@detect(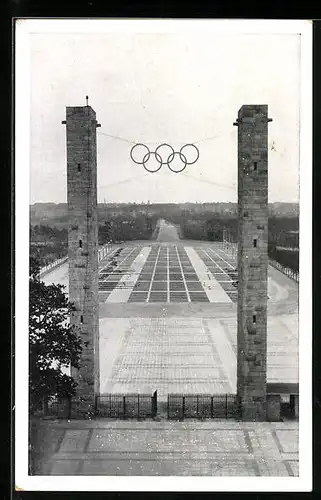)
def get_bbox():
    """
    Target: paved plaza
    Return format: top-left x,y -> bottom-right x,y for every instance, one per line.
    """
39,221 -> 299,476
99,314 -> 298,398
32,419 -> 298,476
